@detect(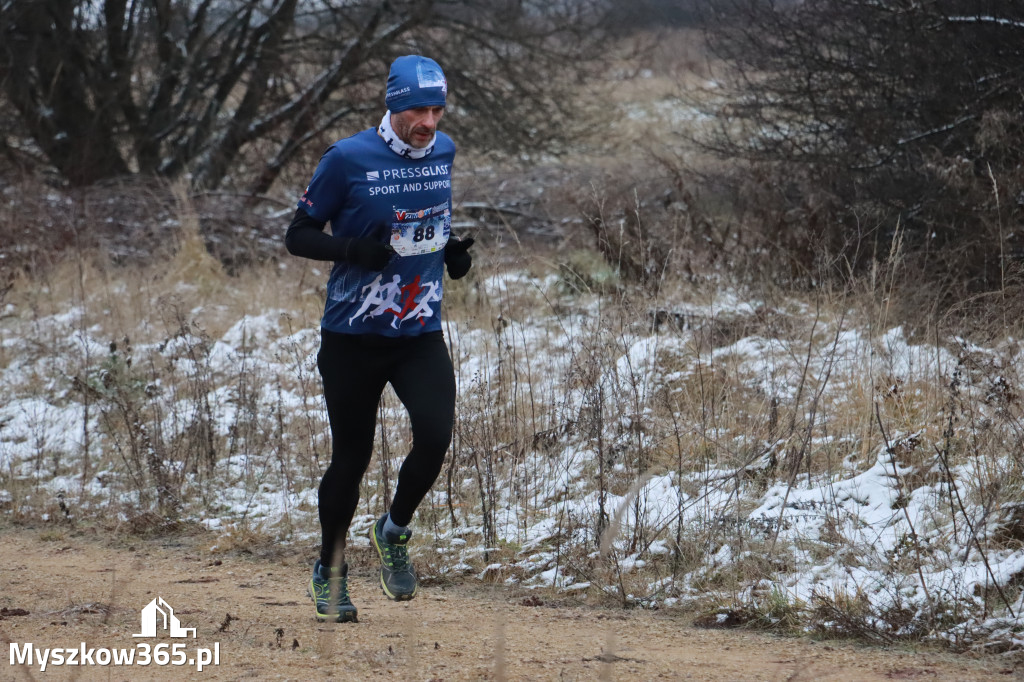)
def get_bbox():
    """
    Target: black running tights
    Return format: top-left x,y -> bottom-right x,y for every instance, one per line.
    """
316,329 -> 455,567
